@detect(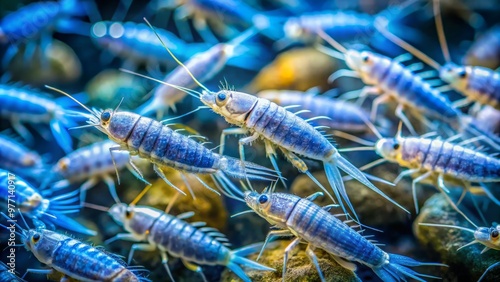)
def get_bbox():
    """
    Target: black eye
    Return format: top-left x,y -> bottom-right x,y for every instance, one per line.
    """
393,143 -> 400,150
362,55 -> 370,62
125,209 -> 132,218
492,230 -> 499,238
217,92 -> 227,101
32,233 -> 40,242
458,70 -> 467,78
258,195 -> 268,204
101,111 -> 111,122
